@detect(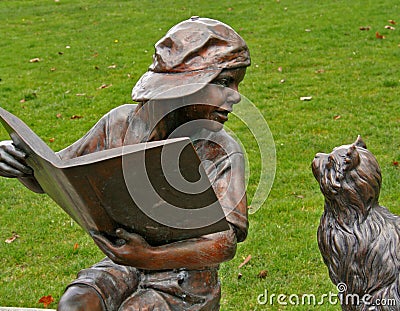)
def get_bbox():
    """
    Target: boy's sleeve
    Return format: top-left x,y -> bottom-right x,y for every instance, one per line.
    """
211,152 -> 248,243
